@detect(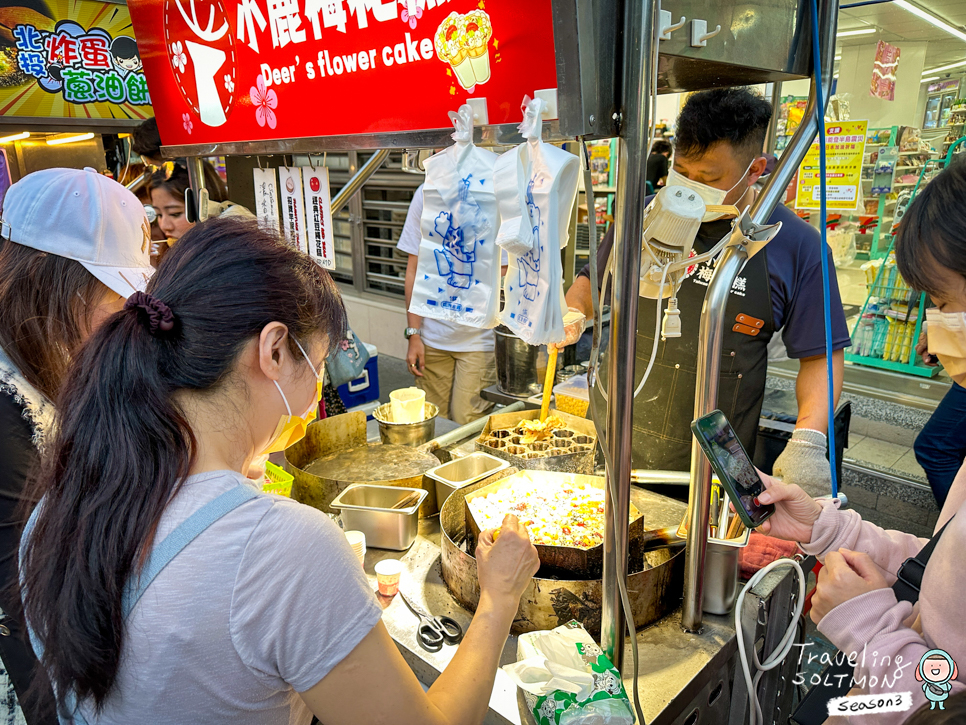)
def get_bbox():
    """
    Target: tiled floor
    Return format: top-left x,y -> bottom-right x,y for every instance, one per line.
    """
844,435 -> 927,480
